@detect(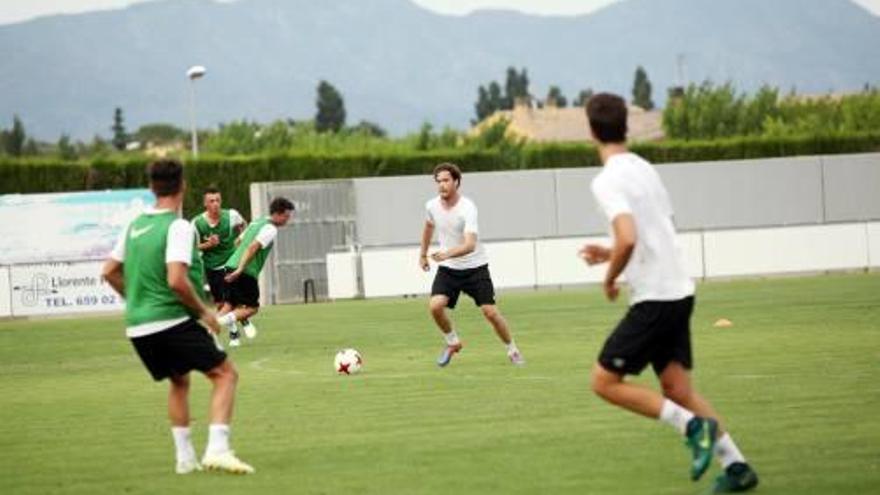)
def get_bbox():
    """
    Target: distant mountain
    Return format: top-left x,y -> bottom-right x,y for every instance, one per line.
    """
1,0 -> 879,139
